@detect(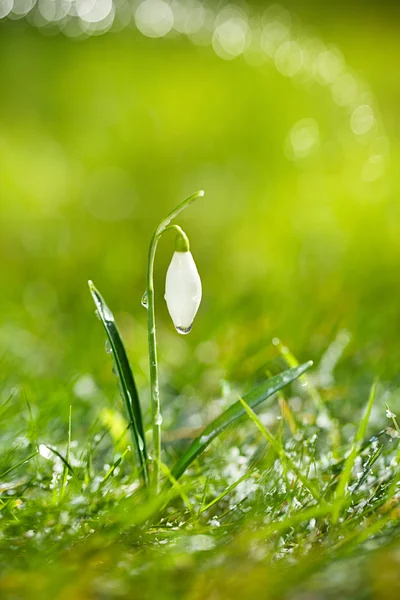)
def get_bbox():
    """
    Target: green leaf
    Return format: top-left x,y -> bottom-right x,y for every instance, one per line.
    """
238,397 -> 323,502
42,444 -> 80,483
171,361 -> 313,481
332,380 -> 377,523
88,280 -> 149,487
0,451 -> 39,480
